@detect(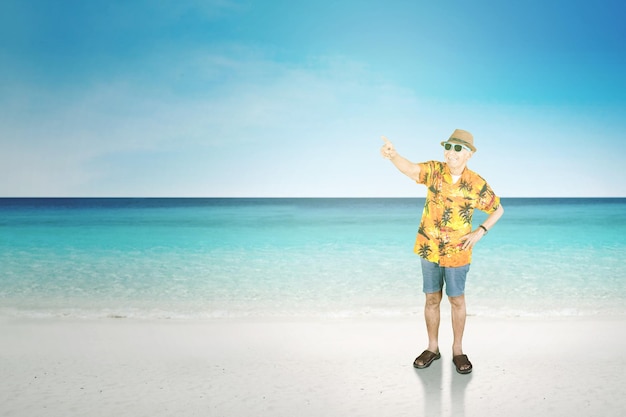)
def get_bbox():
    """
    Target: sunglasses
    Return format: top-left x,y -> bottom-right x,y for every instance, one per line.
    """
443,142 -> 471,152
